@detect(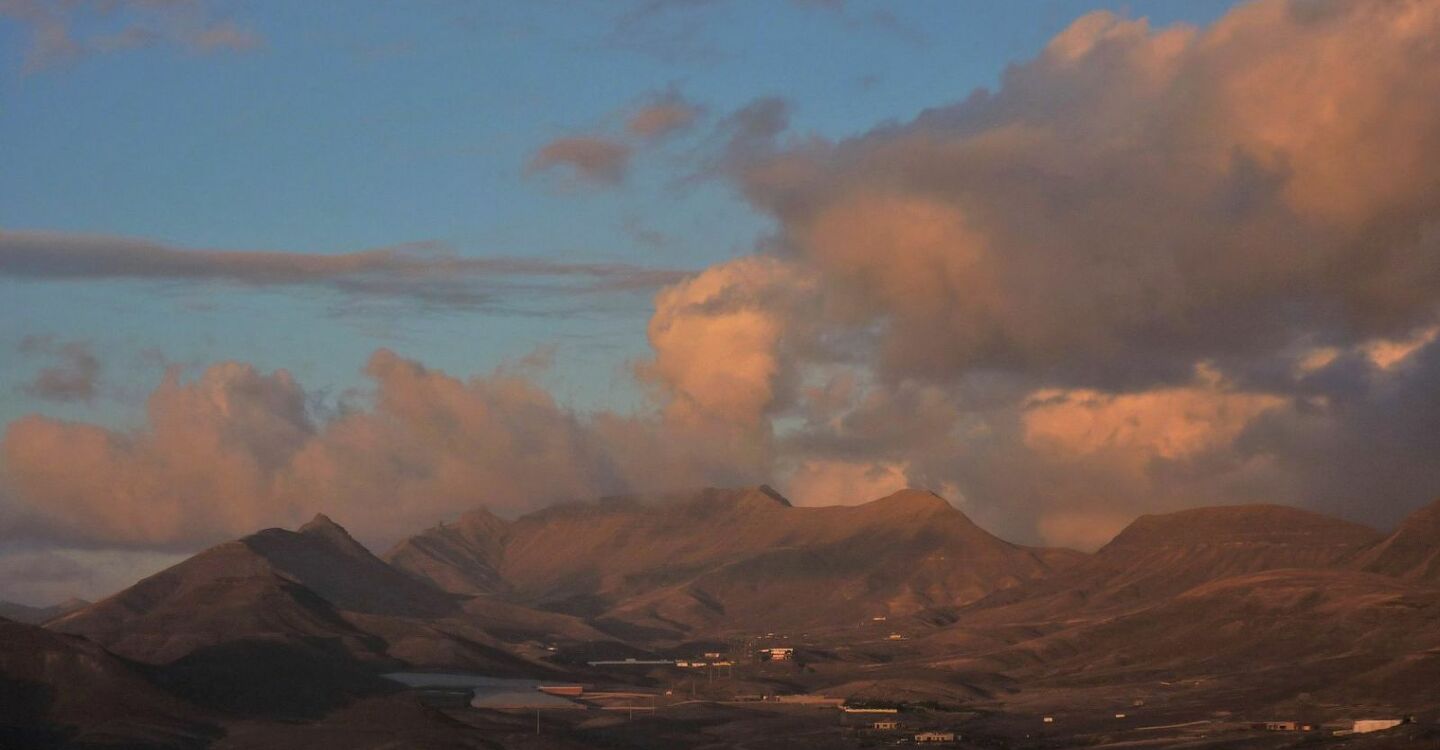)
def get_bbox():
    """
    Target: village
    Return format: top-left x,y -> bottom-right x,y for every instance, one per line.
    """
385,623 -> 1419,749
